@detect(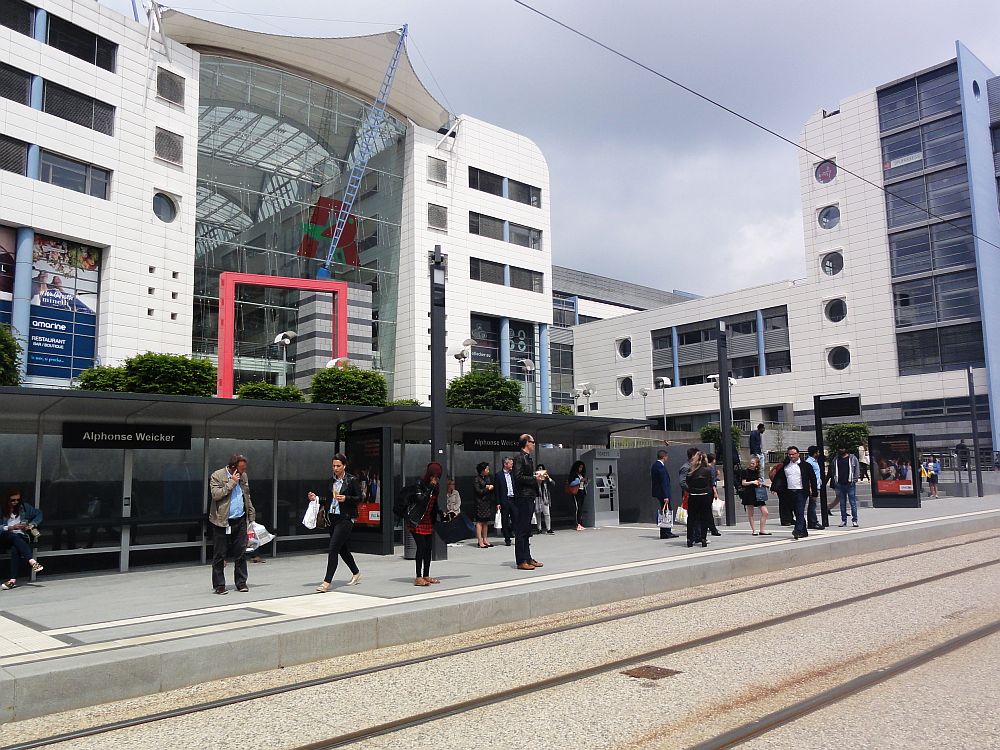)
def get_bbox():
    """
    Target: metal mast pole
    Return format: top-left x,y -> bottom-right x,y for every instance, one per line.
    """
968,365 -> 984,498
430,246 -> 448,560
716,321 -> 736,525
